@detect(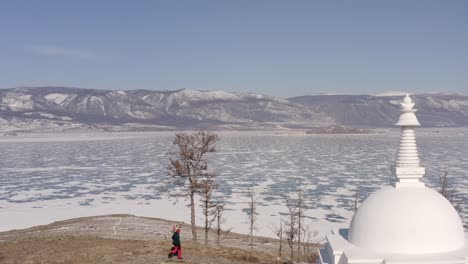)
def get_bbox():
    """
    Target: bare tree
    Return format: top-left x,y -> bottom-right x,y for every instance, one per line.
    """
439,171 -> 454,201
438,171 -> 460,212
247,188 -> 258,254
214,201 -> 231,246
270,217 -> 284,258
168,131 -> 219,242
281,187 -> 310,262
436,171 -> 467,229
296,187 -> 307,262
354,186 -> 359,212
283,197 -> 298,260
199,174 -> 217,246
301,227 -> 320,263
